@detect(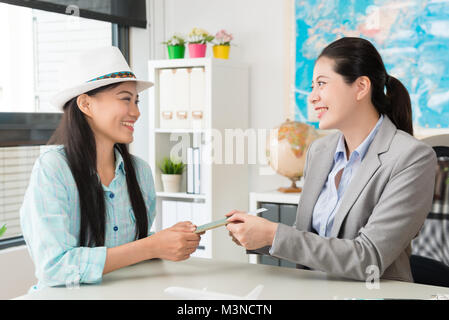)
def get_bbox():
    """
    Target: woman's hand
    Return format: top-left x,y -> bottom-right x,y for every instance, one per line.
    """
225,210 -> 278,250
170,221 -> 197,233
150,222 -> 201,261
